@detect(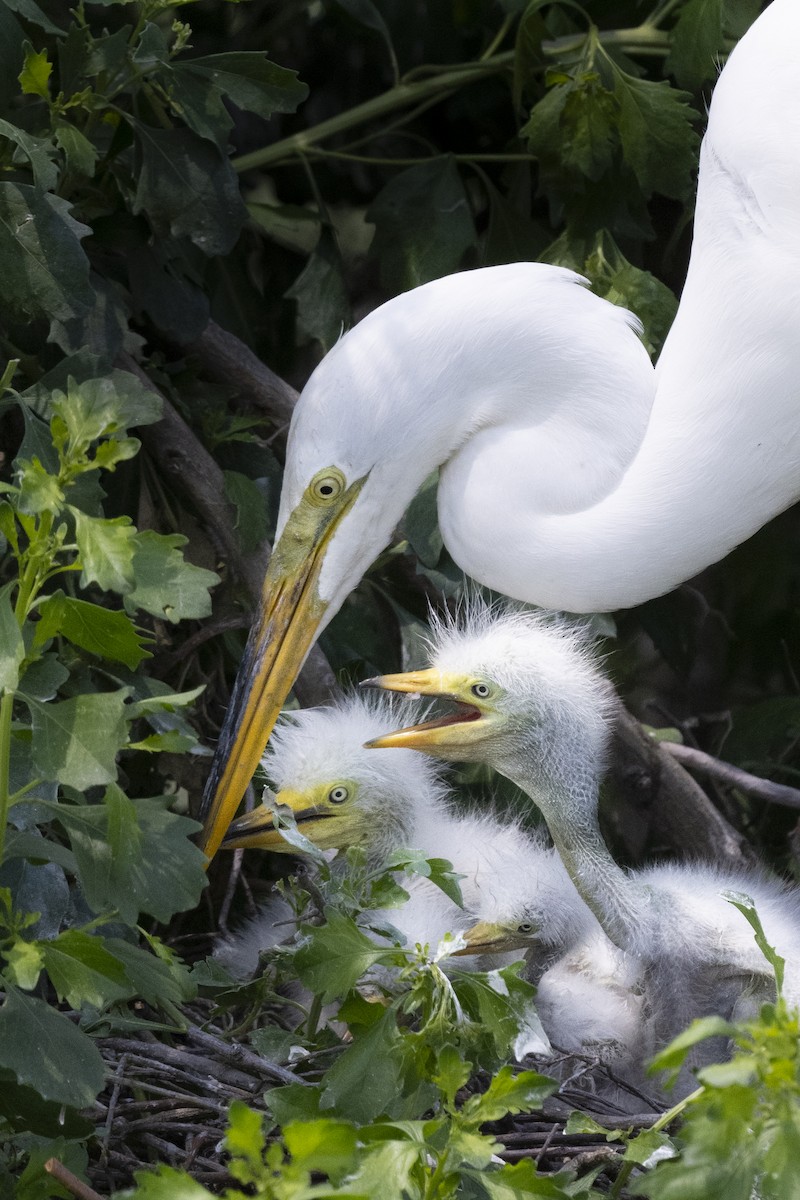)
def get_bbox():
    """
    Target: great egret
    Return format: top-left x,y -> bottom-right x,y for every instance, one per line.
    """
366,603 -> 800,1057
199,0 -> 800,858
